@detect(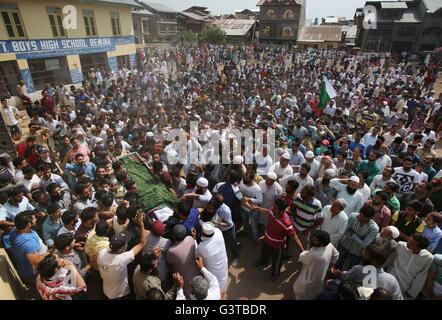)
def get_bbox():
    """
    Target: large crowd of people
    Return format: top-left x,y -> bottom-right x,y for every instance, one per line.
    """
0,43 -> 442,301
